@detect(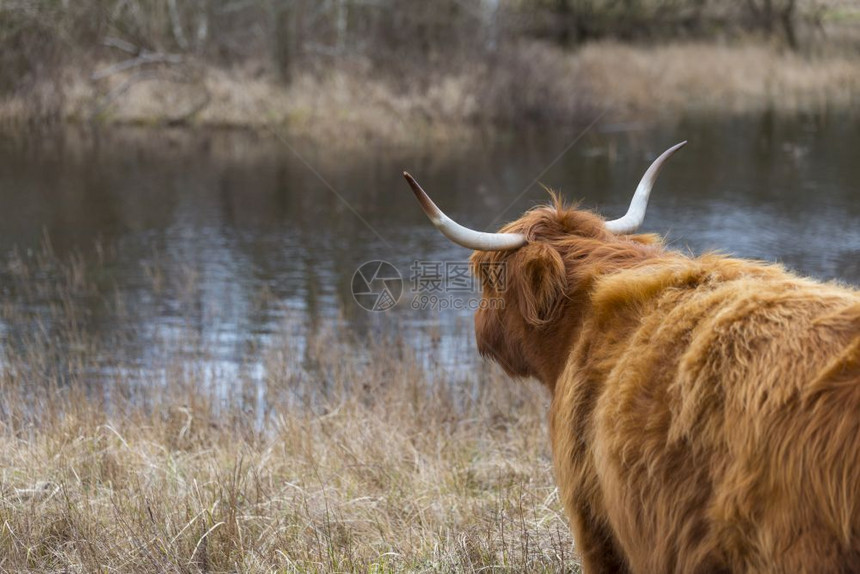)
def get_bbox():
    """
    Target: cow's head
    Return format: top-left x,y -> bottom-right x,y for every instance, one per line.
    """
404,142 -> 685,388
